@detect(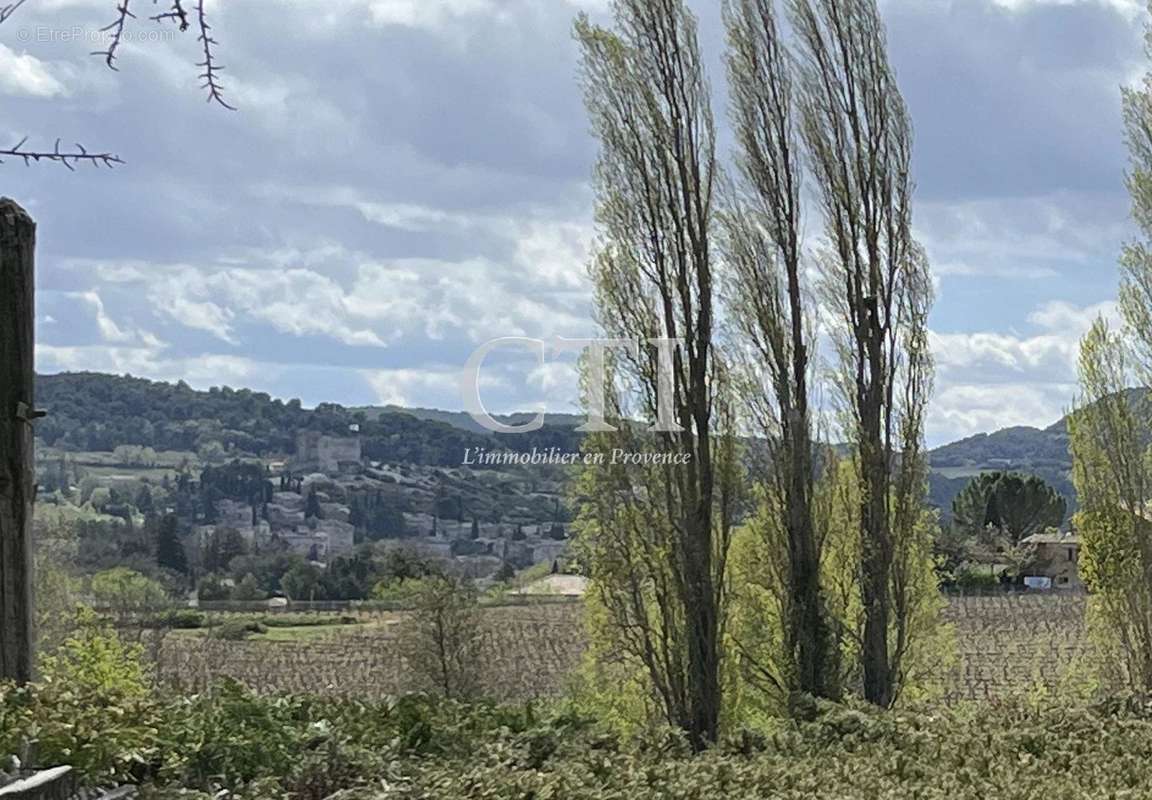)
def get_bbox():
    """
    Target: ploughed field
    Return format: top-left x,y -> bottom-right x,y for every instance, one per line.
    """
155,593 -> 1106,703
